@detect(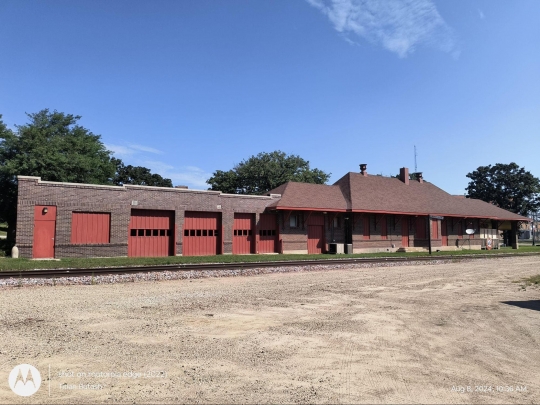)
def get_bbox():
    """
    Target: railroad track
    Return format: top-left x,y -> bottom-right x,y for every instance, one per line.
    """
1,252 -> 539,279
